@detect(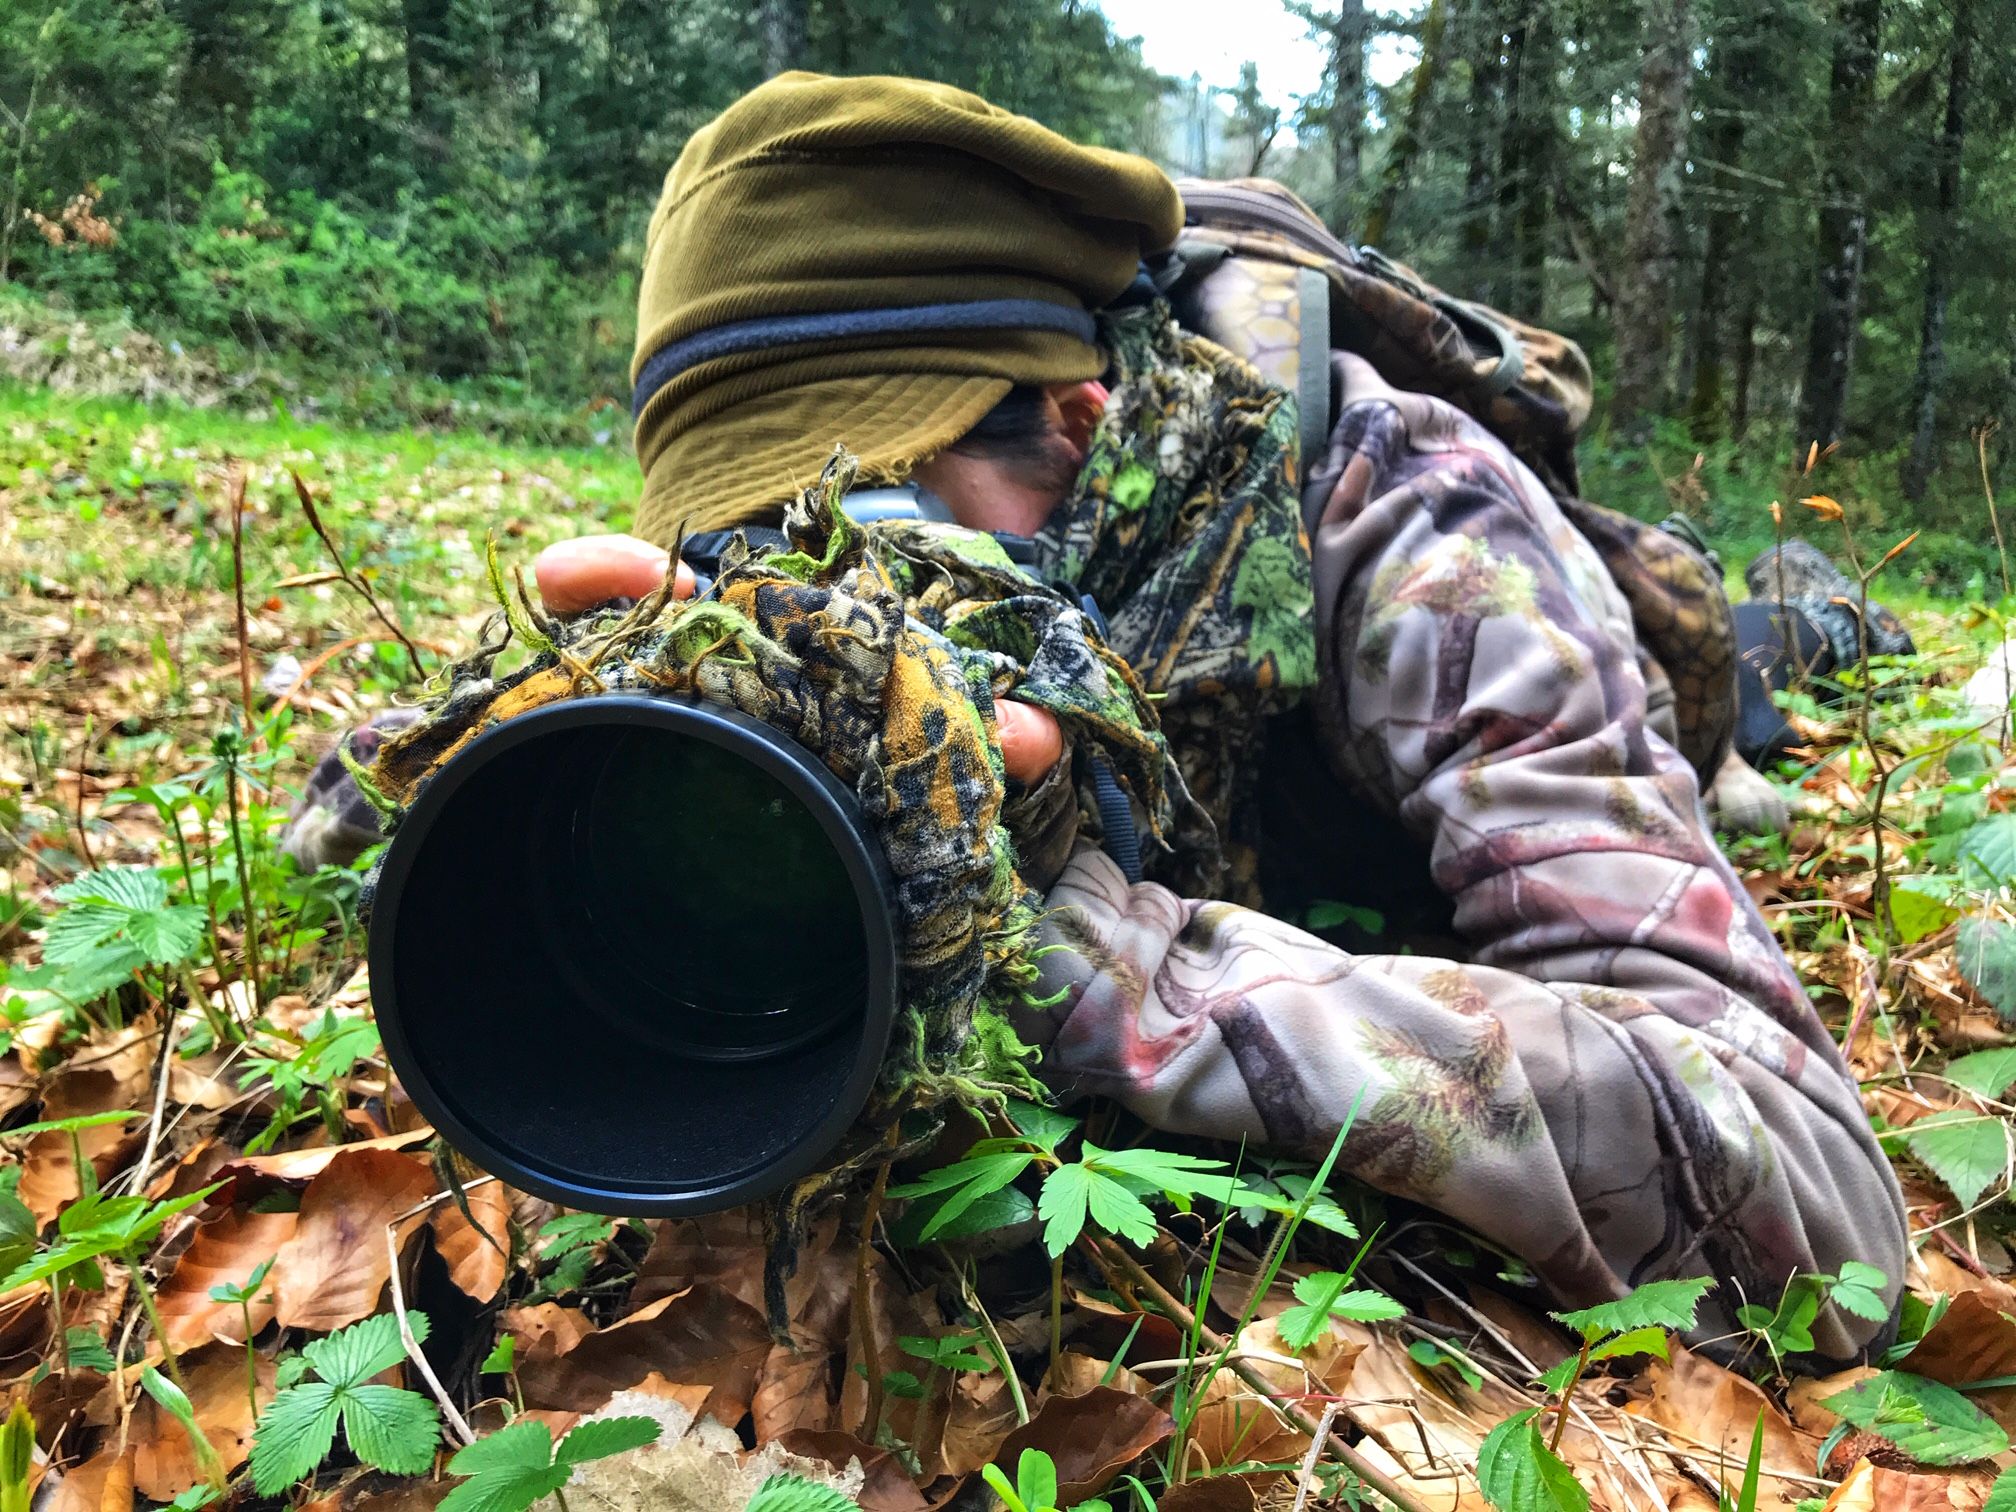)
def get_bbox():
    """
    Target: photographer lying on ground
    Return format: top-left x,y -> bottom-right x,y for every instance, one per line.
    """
292,73 -> 1906,1363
